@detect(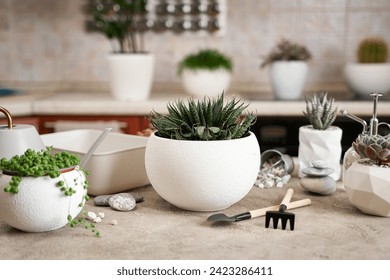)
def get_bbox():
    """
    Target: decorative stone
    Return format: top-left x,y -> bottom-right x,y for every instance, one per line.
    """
93,217 -> 102,223
302,167 -> 334,177
110,220 -> 118,226
98,212 -> 105,219
87,211 -> 97,221
300,176 -> 336,195
311,160 -> 329,169
109,194 -> 136,211
94,193 -> 144,206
